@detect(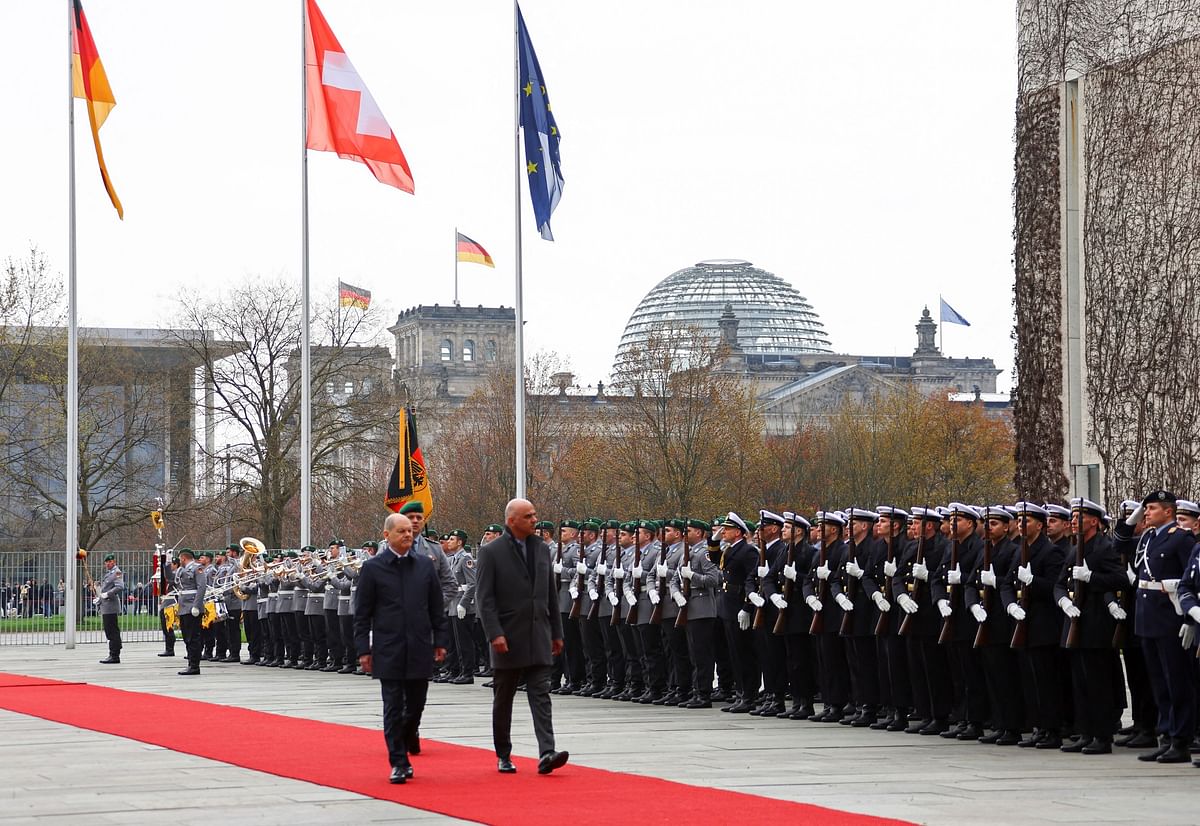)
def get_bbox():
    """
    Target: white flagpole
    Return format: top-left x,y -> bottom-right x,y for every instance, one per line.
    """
65,0 -> 78,648
512,1 -> 526,499
454,226 -> 460,306
300,0 -> 312,546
